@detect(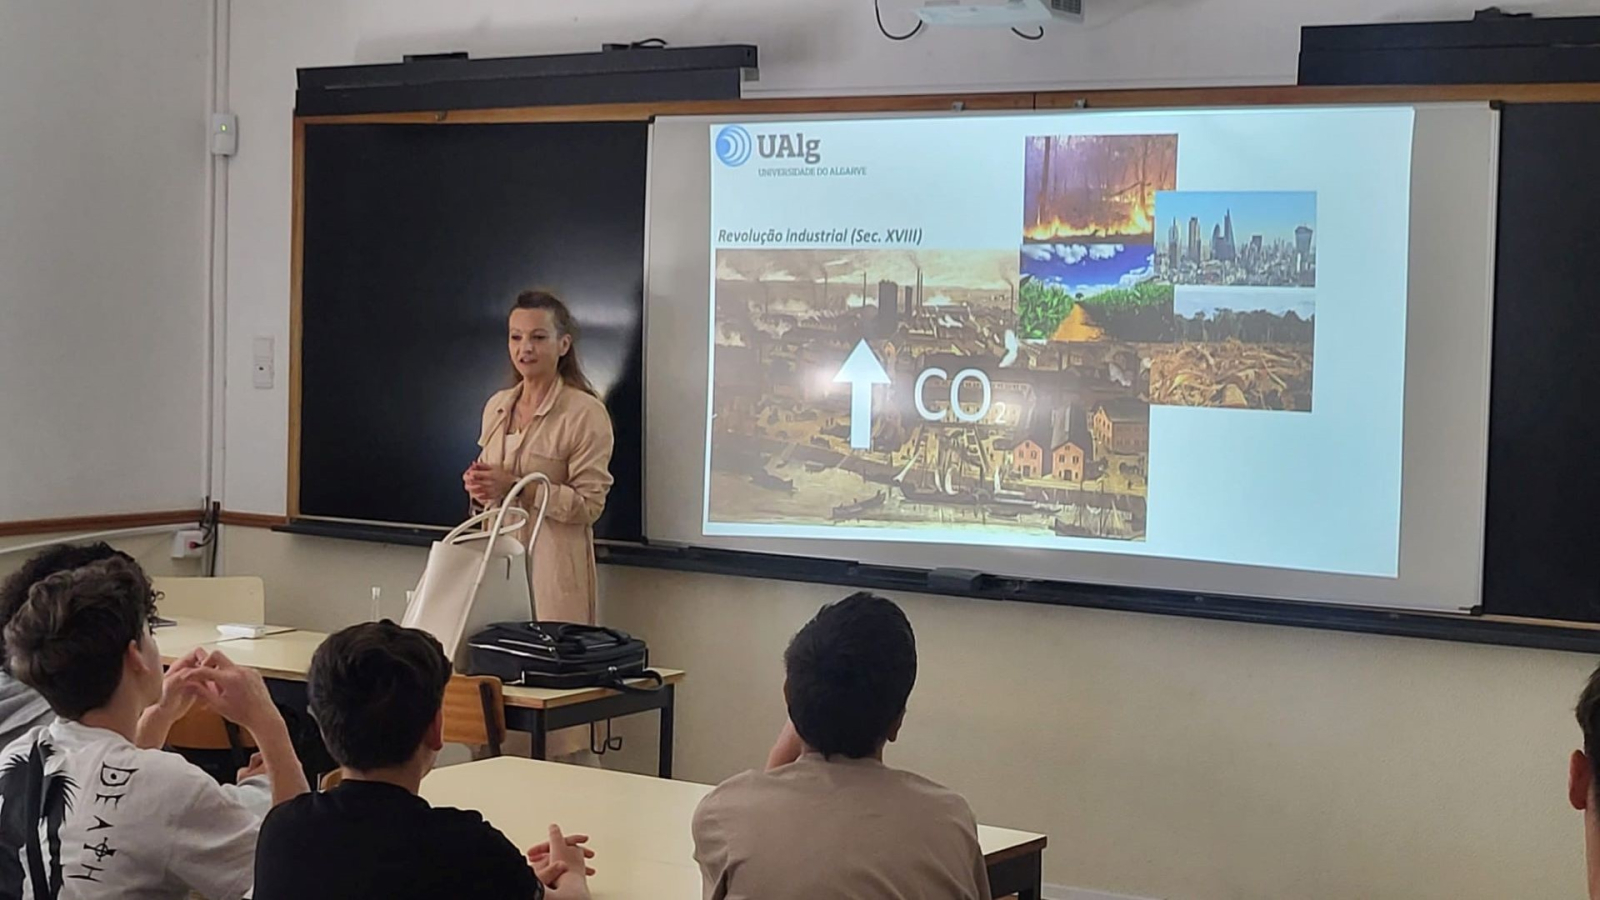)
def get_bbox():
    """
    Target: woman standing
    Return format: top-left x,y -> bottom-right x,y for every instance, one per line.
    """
464,290 -> 615,627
